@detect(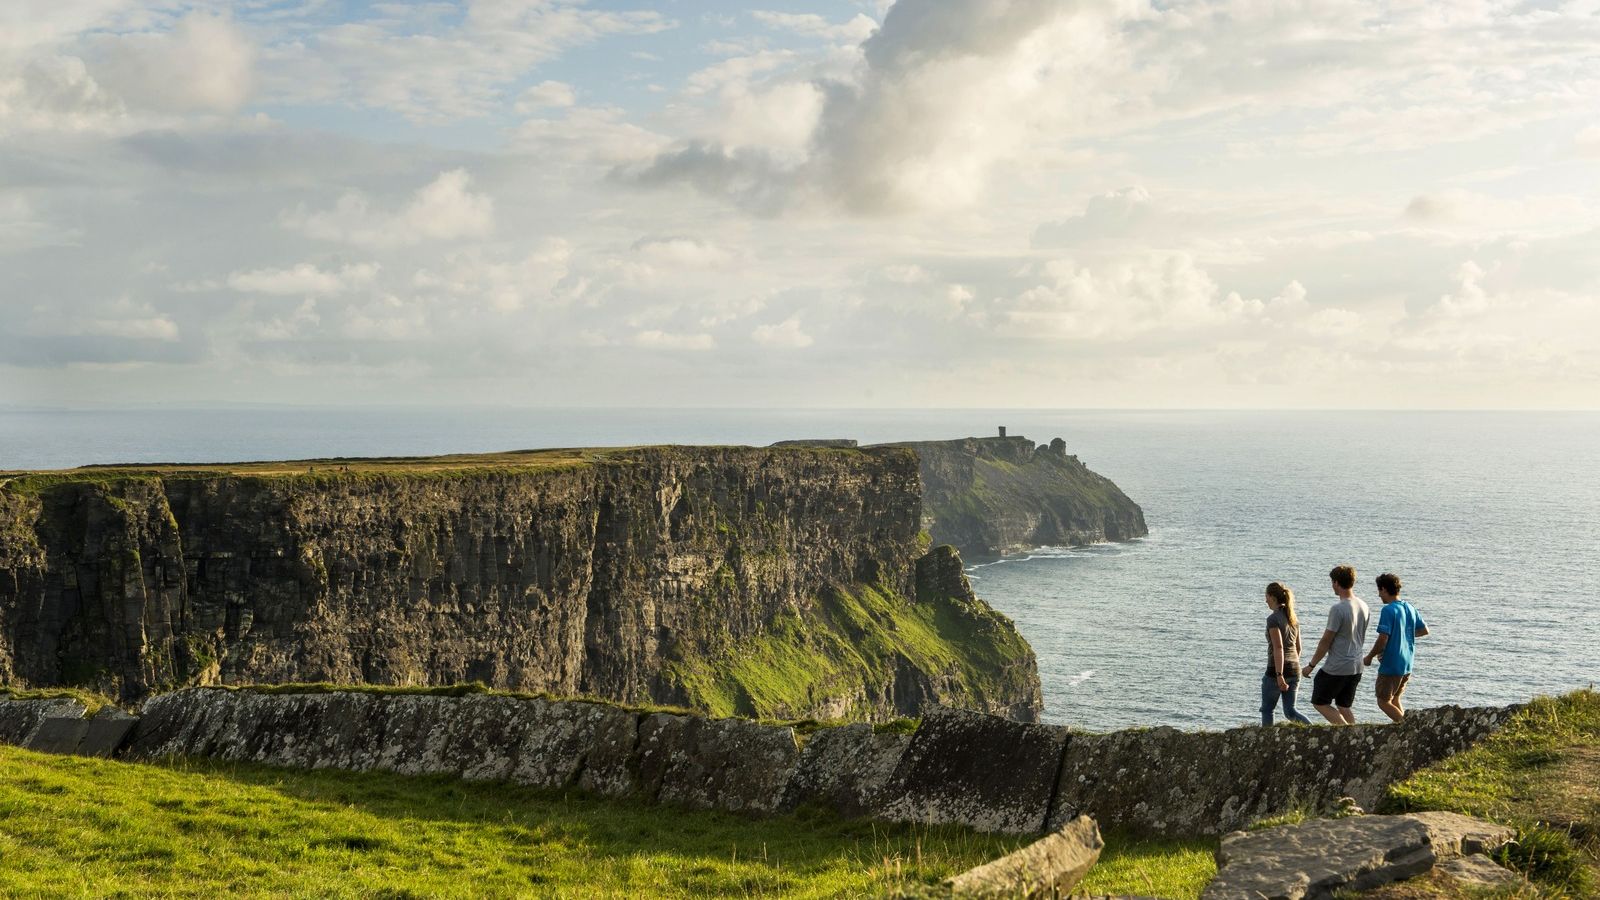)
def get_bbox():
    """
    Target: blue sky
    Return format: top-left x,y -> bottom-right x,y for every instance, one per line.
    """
2,0 -> 1598,409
